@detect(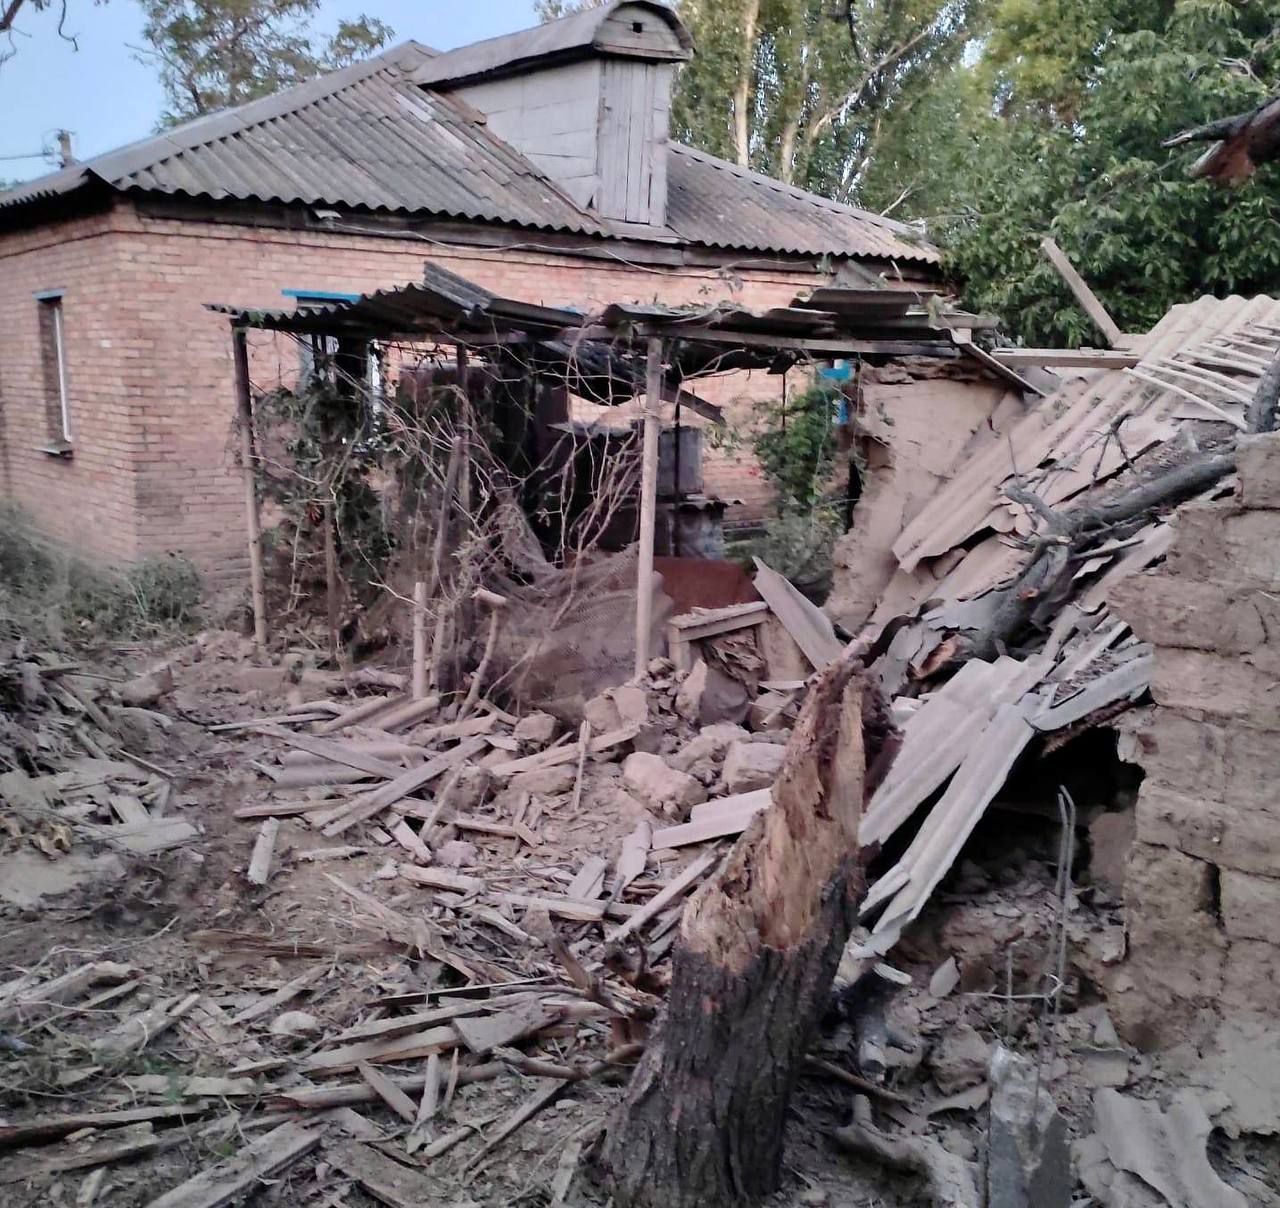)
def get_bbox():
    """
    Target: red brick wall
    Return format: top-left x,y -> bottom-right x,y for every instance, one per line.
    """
0,205 -> 148,563
0,200 -> 852,580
